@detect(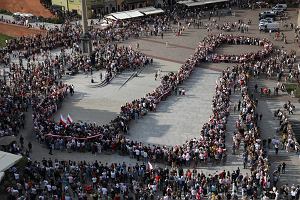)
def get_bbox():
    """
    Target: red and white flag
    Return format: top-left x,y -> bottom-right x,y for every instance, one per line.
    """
67,114 -> 73,124
60,114 -> 67,126
148,161 -> 153,170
